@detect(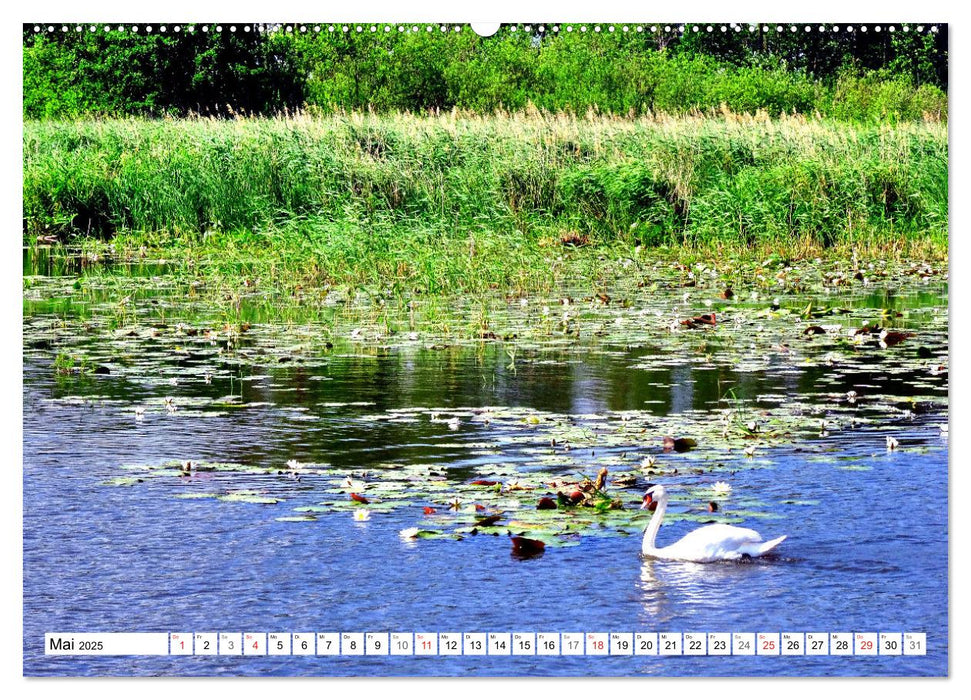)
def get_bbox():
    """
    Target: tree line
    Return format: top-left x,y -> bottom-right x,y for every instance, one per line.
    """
23,23 -> 948,120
